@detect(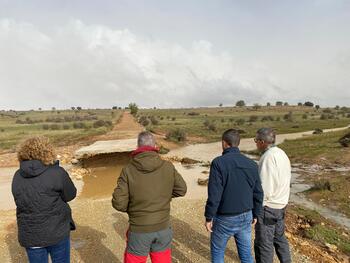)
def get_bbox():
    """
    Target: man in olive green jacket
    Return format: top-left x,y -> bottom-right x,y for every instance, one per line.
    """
112,131 -> 187,263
